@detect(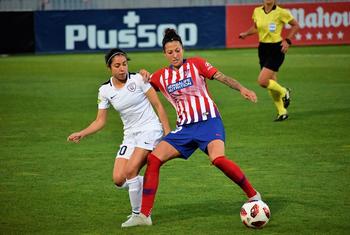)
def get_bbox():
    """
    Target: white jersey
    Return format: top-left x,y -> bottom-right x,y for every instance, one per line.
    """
98,73 -> 162,135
